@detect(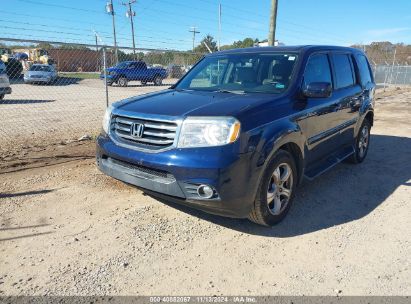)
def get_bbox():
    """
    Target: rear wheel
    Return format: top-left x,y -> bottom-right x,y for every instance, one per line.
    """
0,94 -> 4,100
249,150 -> 297,226
117,77 -> 128,87
153,76 -> 162,86
141,80 -> 147,86
348,118 -> 371,164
